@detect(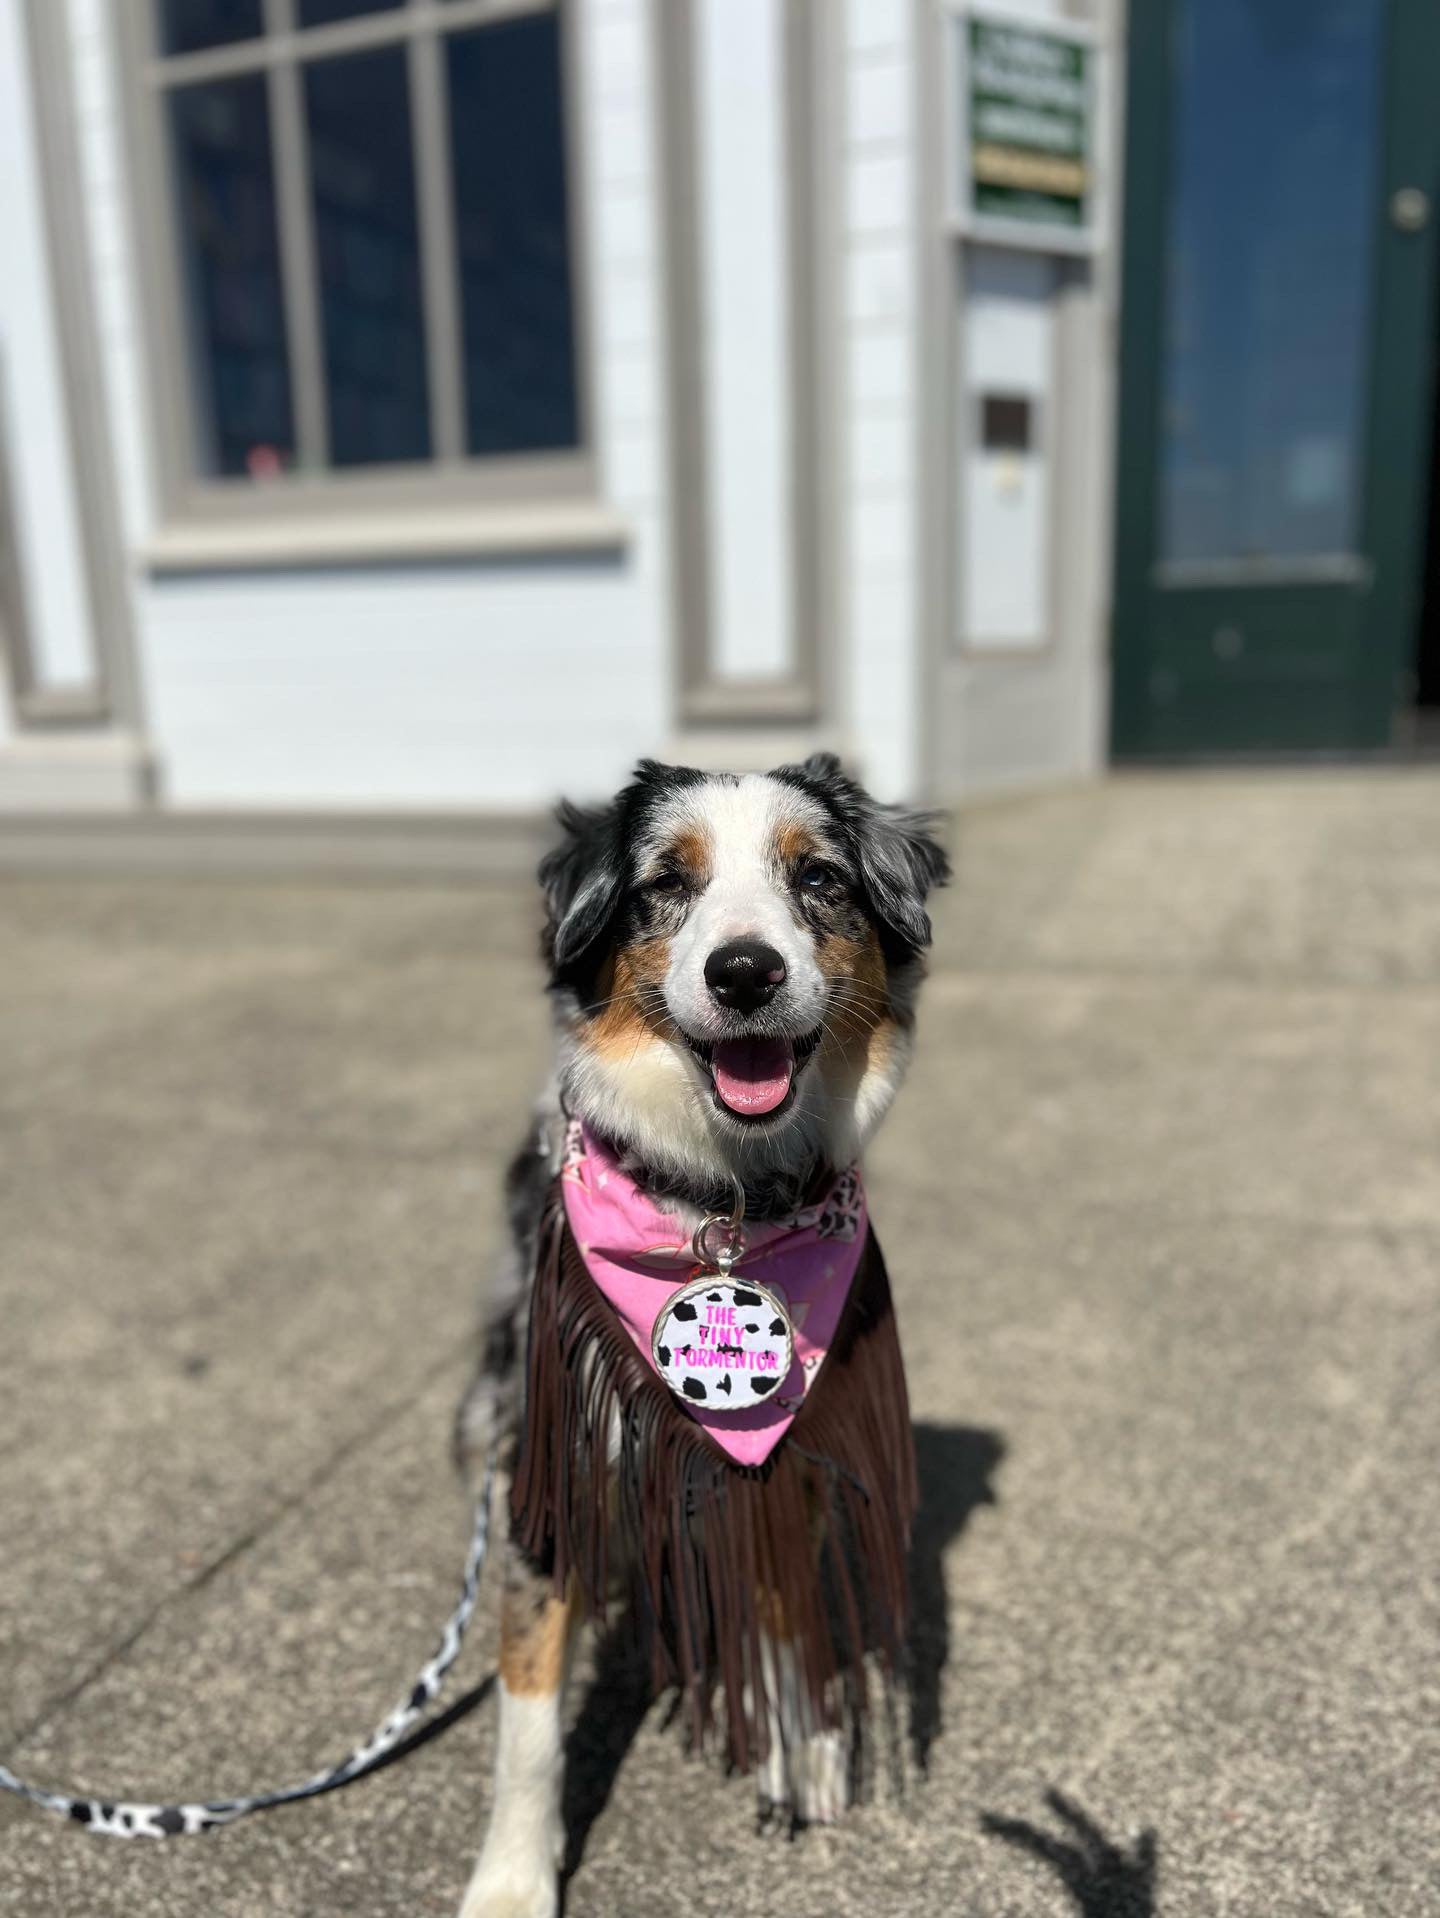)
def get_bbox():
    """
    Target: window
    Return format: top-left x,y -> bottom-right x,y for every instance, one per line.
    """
134,0 -> 586,508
